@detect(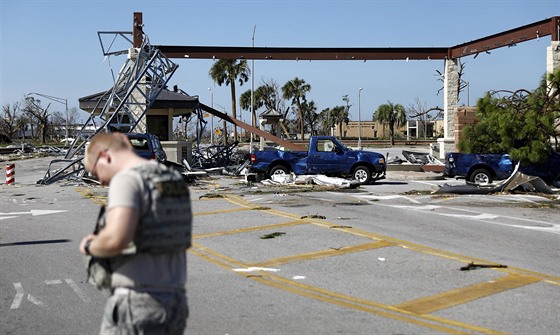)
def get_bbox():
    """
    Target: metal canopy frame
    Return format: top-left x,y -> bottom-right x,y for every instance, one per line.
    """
152,16 -> 559,61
